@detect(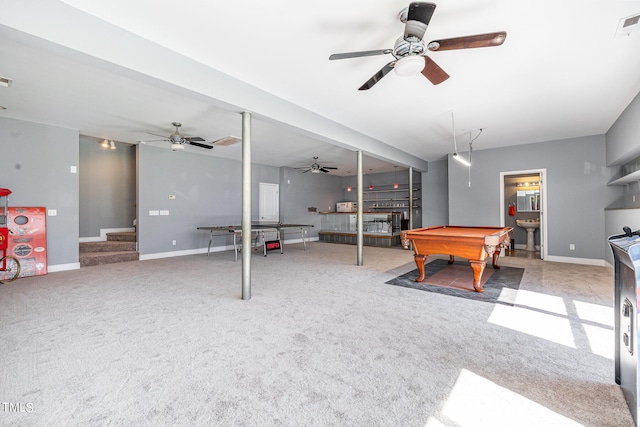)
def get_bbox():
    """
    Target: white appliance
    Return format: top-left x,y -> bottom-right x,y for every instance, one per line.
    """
336,202 -> 357,212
